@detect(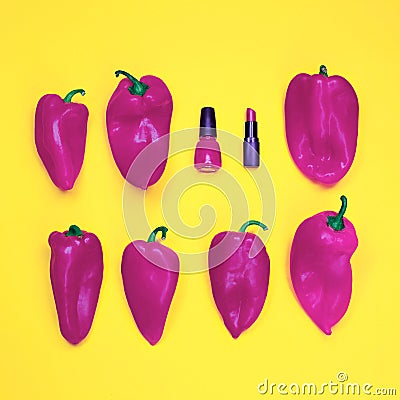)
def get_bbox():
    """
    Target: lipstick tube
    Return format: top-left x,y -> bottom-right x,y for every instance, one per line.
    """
243,108 -> 260,167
